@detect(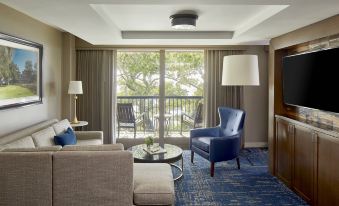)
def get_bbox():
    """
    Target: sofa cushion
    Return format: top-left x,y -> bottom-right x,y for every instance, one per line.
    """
192,137 -> 211,152
54,127 -> 77,147
0,152 -> 53,206
76,139 -> 102,146
133,163 -> 174,205
2,146 -> 62,152
52,119 -> 72,135
62,144 -> 124,151
0,136 -> 35,151
31,127 -> 56,147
